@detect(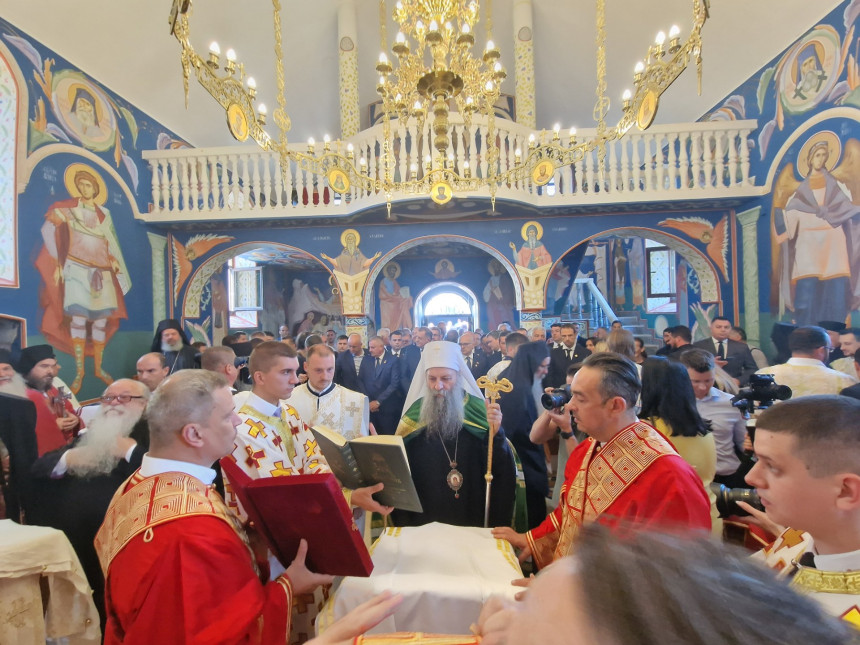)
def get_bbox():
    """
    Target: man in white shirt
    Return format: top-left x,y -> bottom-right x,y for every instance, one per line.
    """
756,326 -> 857,397
679,348 -> 750,488
746,395 -> 860,624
